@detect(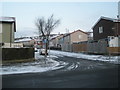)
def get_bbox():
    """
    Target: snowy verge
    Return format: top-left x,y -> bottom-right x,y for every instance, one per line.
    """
49,50 -> 119,64
0,52 -> 66,75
